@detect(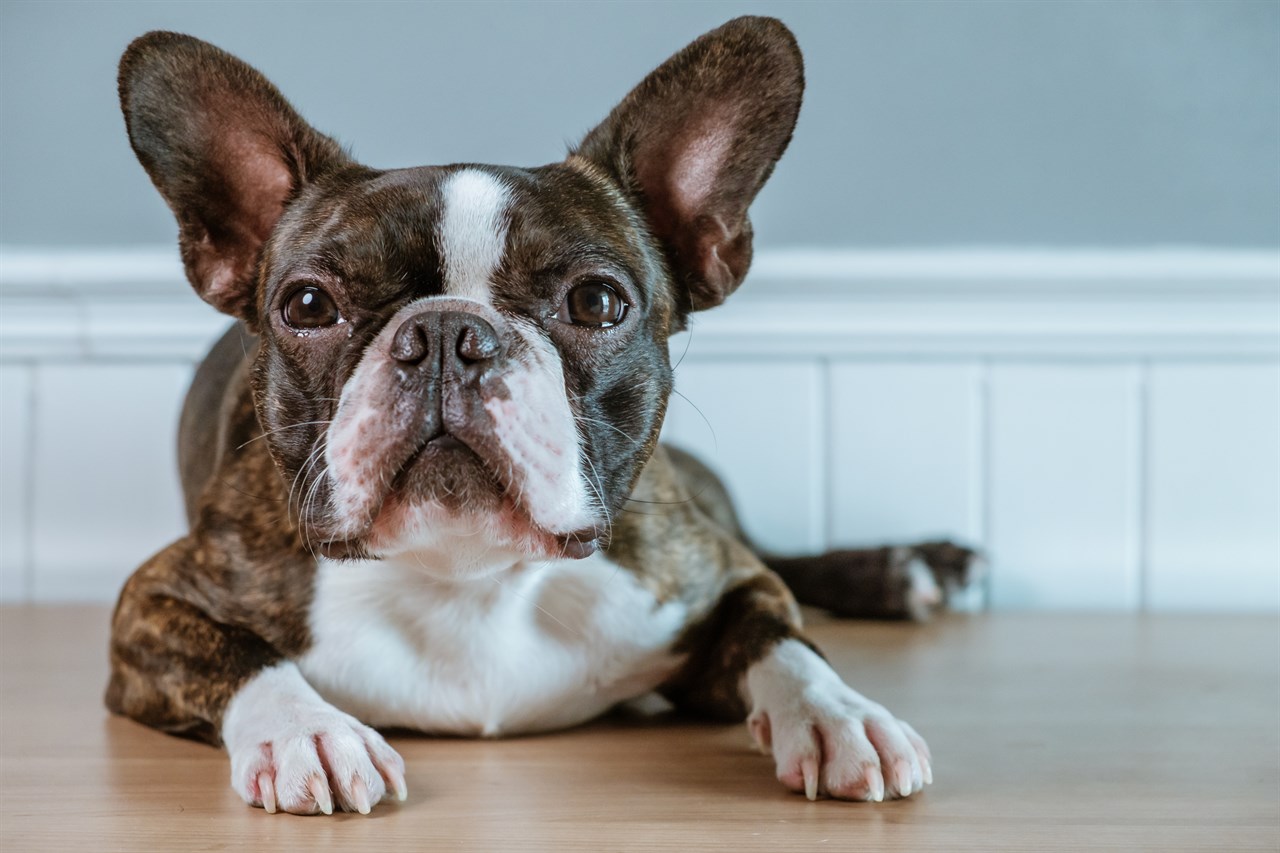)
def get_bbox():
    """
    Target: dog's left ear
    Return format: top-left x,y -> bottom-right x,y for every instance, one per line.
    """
575,16 -> 803,312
